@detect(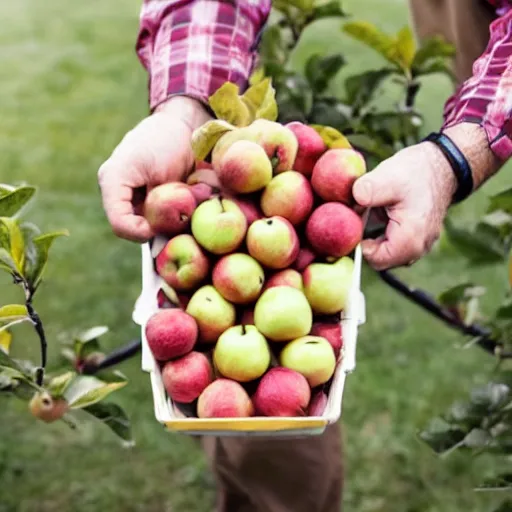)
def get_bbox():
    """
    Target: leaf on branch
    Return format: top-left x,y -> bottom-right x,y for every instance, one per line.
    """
65,375 -> 127,409
344,68 -> 394,108
305,54 -> 345,94
82,402 -> 134,445
0,330 -> 12,354
48,371 -> 76,398
277,73 -> 314,120
470,383 -> 510,413
463,428 -> 492,449
0,186 -> 36,218
283,0 -> 314,13
0,217 -> 25,275
476,473 -> 512,492
412,35 -> 455,71
343,21 -> 396,63
208,83 -> 252,127
310,125 -> 352,149
437,283 -> 485,325
191,120 -> 235,162
0,304 -> 30,333
346,133 -> 394,160
488,186 -> 512,215
259,25 -> 289,80
241,78 -> 278,122
312,0 -> 346,19
77,325 -> 109,344
25,230 -> 69,289
413,58 -> 455,81
394,26 -> 416,71
419,417 -> 466,454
